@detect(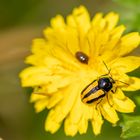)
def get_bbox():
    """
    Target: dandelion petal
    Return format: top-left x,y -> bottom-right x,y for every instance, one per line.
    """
100,98 -> 119,124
